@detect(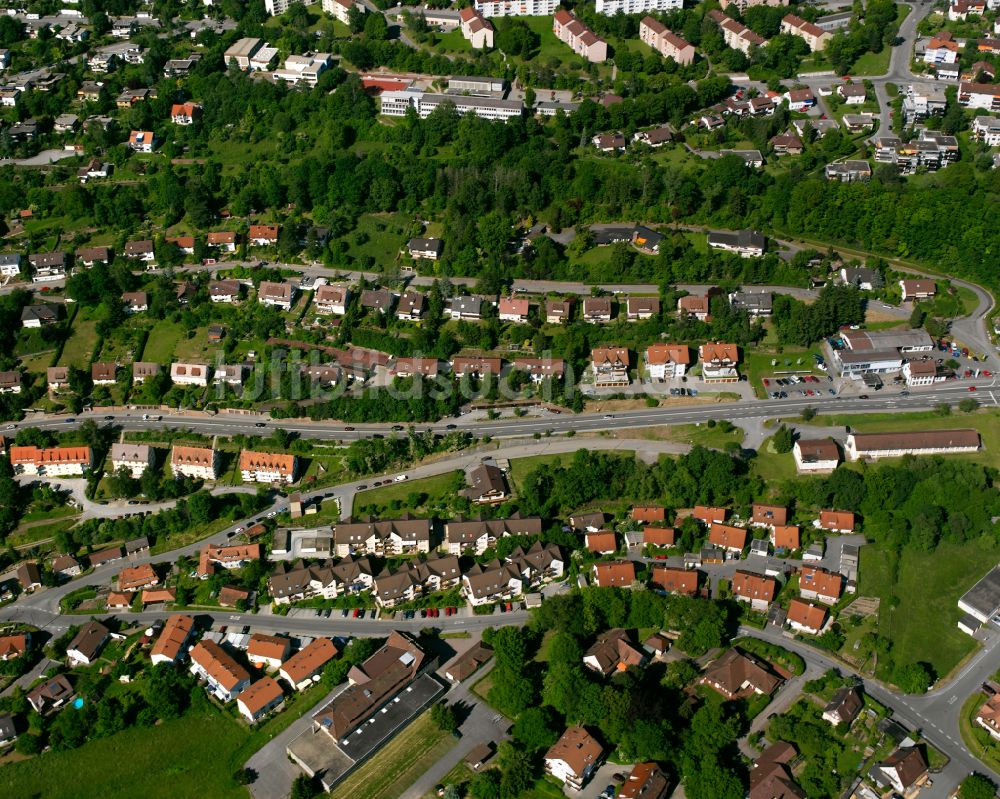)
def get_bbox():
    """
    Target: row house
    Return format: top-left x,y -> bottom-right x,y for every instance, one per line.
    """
553,9 -> 608,63
373,555 -> 461,608
171,362 -> 209,387
799,566 -> 843,604
462,561 -> 523,605
639,16 -> 695,65
269,557 -> 375,604
444,515 -> 543,555
189,640 -> 251,702
237,677 -> 284,724
334,517 -> 432,557
247,633 -> 291,670
170,445 -> 219,480
597,0 -> 681,11
452,355 -> 502,379
240,450 -> 296,484
709,10 -> 767,55
150,614 -> 196,665
9,445 -> 92,477
279,637 -> 338,690
780,14 -> 831,50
